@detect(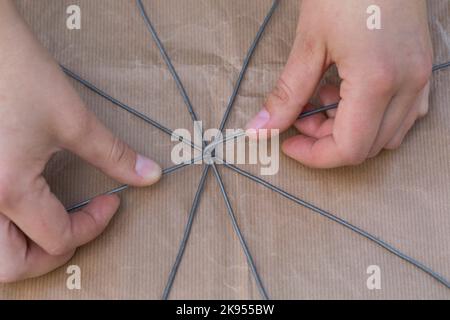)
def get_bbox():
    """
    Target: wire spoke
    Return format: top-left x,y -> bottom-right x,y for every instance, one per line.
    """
136,0 -> 210,300
218,0 -> 279,132
222,162 -> 450,289
433,61 -> 450,72
62,54 -> 450,292
203,0 -> 279,298
136,0 -> 200,123
298,61 -> 450,119
211,164 -> 269,299
162,165 -> 210,300
136,0 -> 207,156
136,0 -> 279,299
66,155 -> 203,213
58,0 -> 450,298
61,65 -> 203,152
